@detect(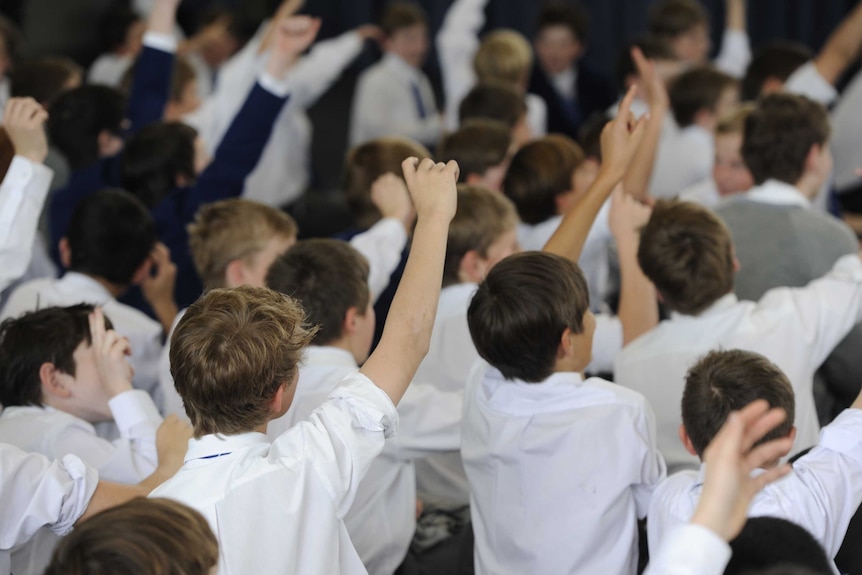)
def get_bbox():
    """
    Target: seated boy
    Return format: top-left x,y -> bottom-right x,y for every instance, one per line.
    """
647,349 -> 862,571
615,199 -> 862,473
458,81 -> 533,147
148,157 -> 459,575
2,189 -> 169,407
349,3 -> 442,147
529,3 -> 616,140
437,119 -> 514,192
88,4 -> 145,88
0,305 -> 163,573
